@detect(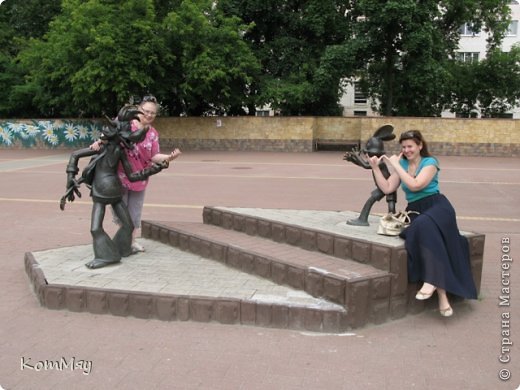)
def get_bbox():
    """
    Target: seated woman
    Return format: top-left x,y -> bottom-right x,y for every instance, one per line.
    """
367,130 -> 477,317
